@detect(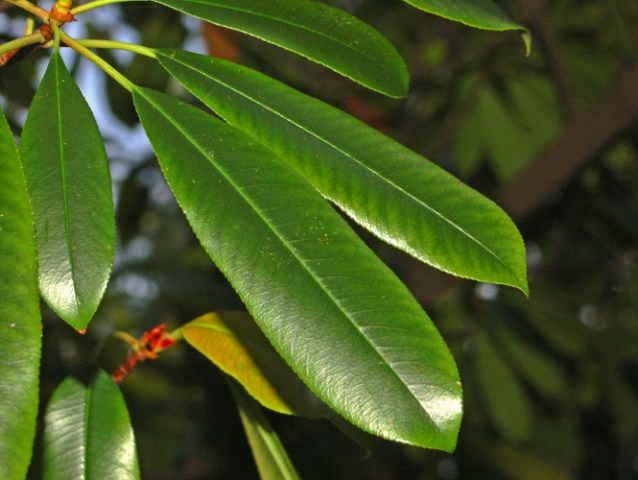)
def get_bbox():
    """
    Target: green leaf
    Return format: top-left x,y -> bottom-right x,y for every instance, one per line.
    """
403,0 -> 531,54
491,318 -> 569,402
0,108 -> 41,479
229,379 -> 301,480
472,333 -> 534,442
43,371 -> 140,480
20,52 -> 115,331
455,76 -> 561,182
134,87 -> 462,451
156,50 -> 528,293
181,312 -> 325,417
149,0 -> 408,97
